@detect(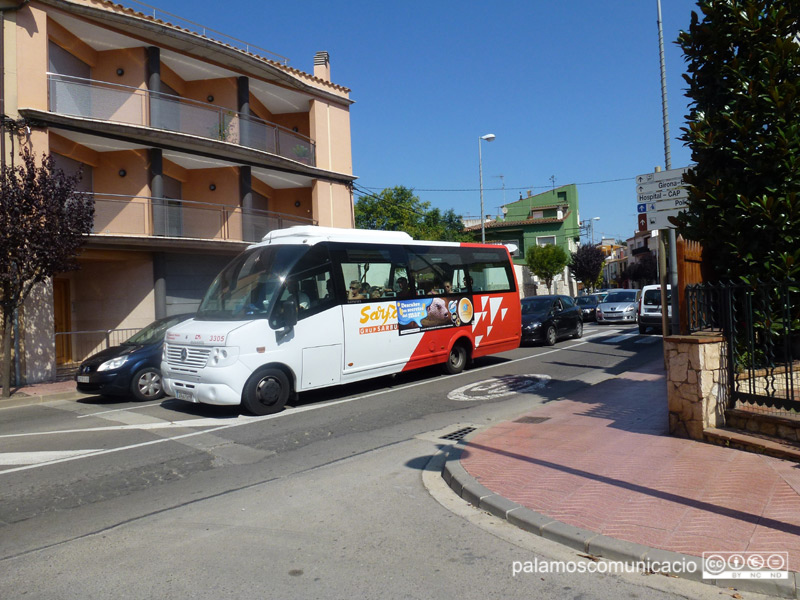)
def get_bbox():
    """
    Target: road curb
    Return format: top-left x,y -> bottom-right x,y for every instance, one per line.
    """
441,437 -> 799,599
